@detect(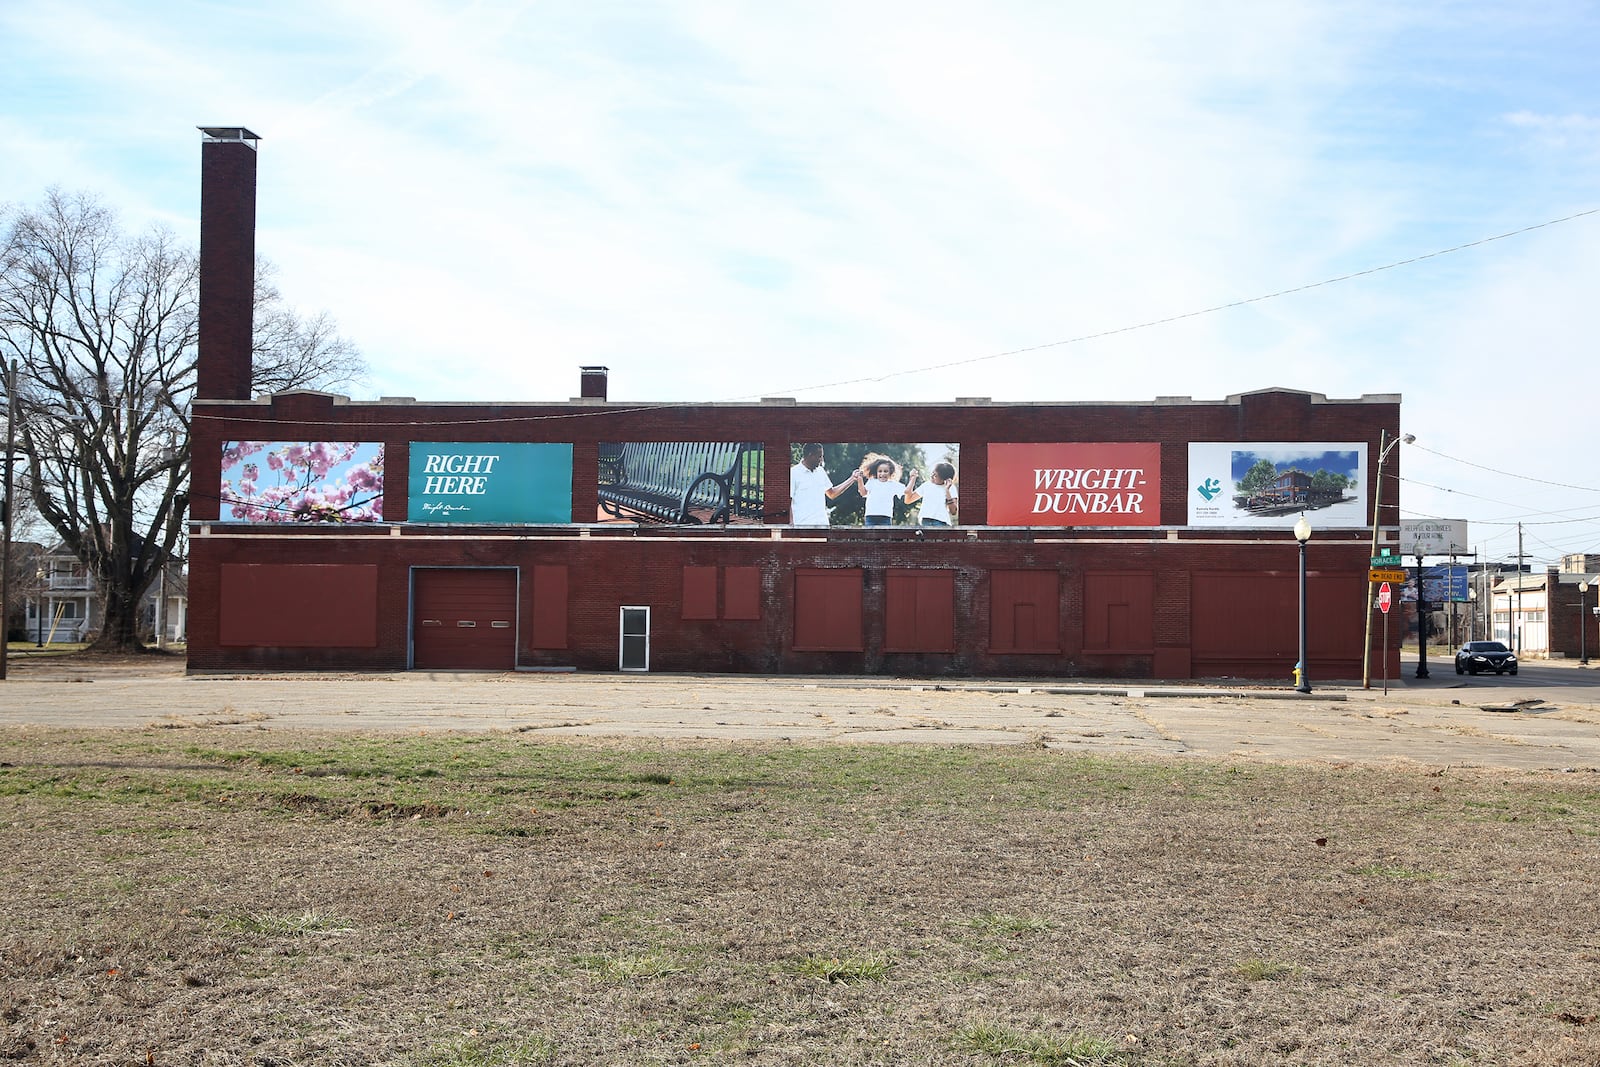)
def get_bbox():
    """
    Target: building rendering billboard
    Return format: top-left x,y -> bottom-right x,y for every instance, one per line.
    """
1188,442 -> 1366,528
